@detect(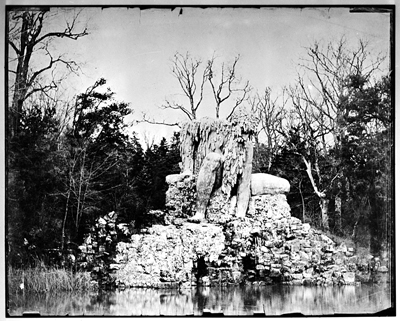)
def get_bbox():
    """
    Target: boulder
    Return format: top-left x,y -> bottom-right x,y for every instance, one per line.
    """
342,272 -> 355,284
377,266 -> 389,273
251,173 -> 290,196
166,172 -> 192,184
